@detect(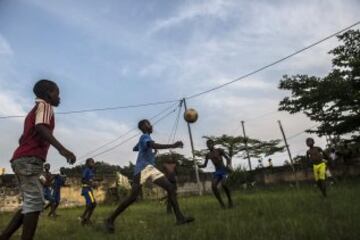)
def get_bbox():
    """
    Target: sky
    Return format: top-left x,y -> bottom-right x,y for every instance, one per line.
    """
0,0 -> 359,173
